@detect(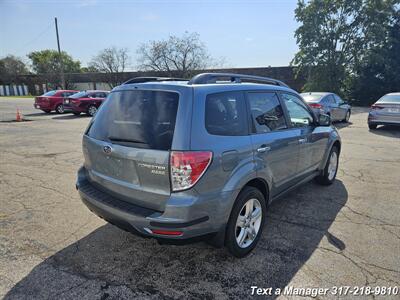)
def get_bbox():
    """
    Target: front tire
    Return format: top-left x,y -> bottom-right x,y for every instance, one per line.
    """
343,110 -> 351,122
55,104 -> 64,114
315,146 -> 339,185
225,187 -> 266,258
368,123 -> 377,130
